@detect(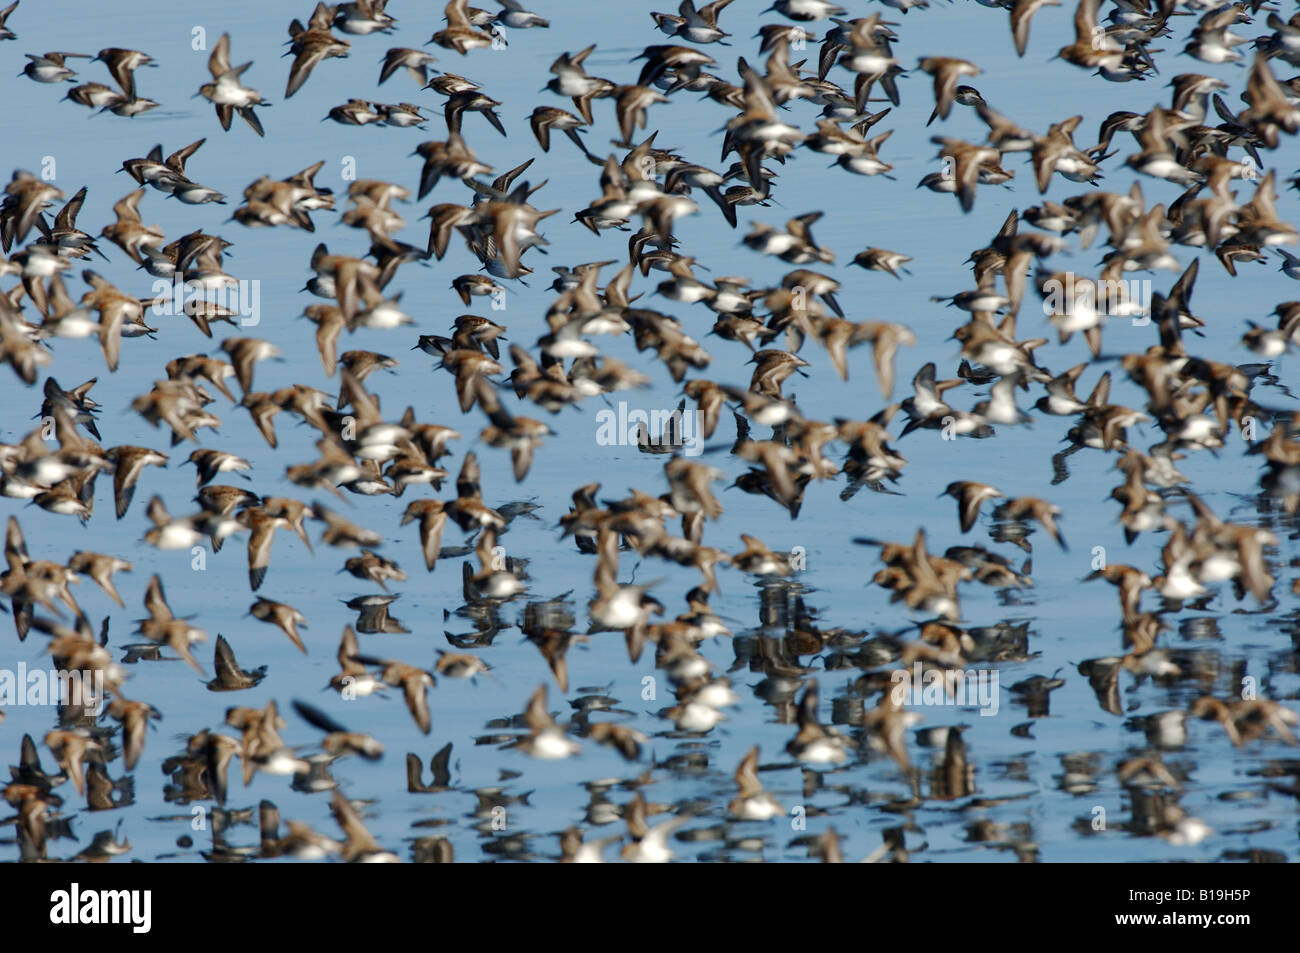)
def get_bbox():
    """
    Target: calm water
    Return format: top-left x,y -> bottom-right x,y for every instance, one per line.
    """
2,0 -> 1298,862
